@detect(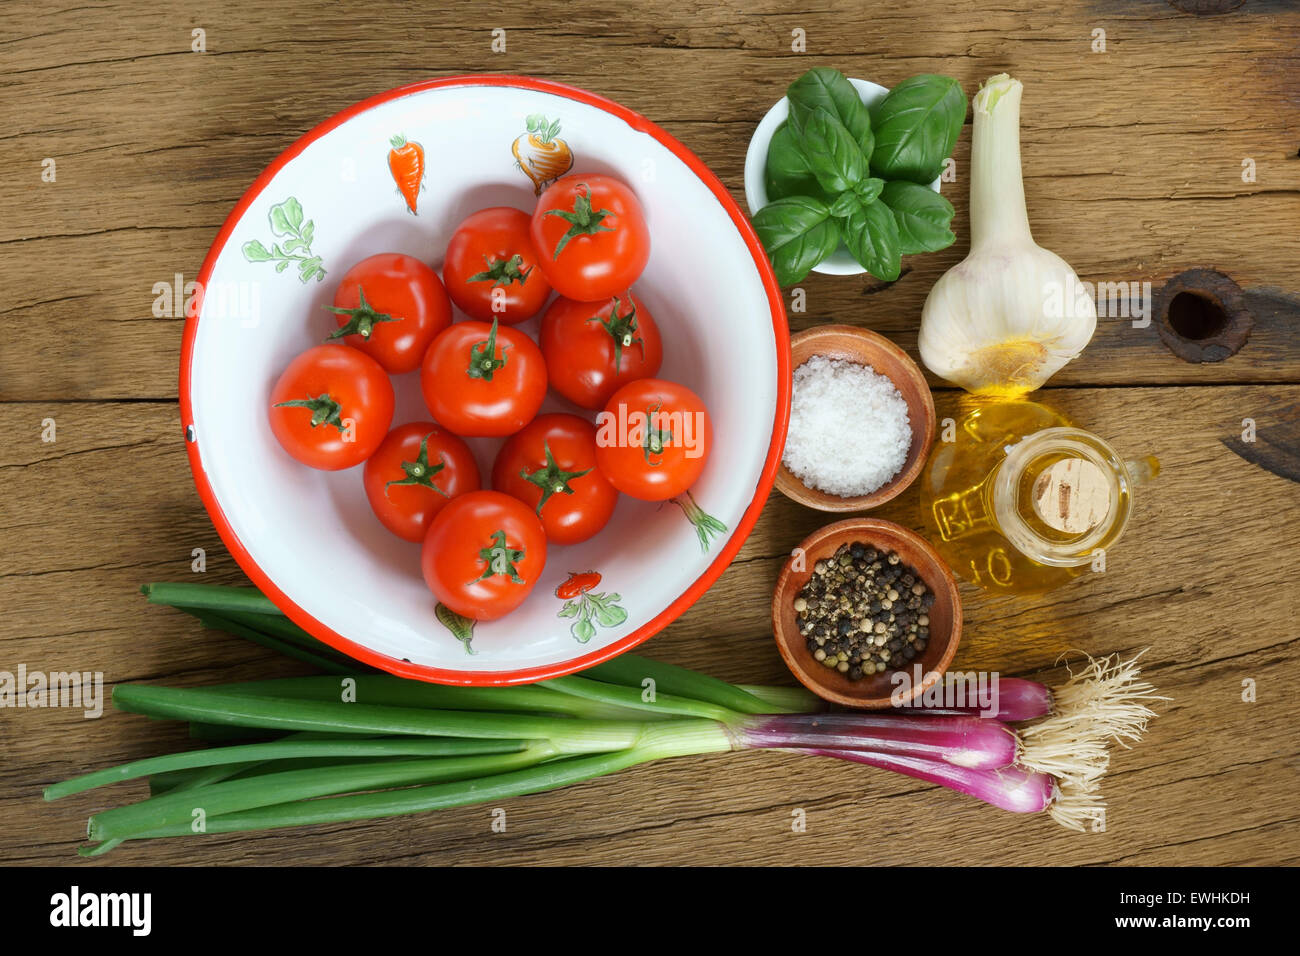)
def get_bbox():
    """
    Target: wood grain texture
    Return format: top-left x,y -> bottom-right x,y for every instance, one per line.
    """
1,0 -> 1298,866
